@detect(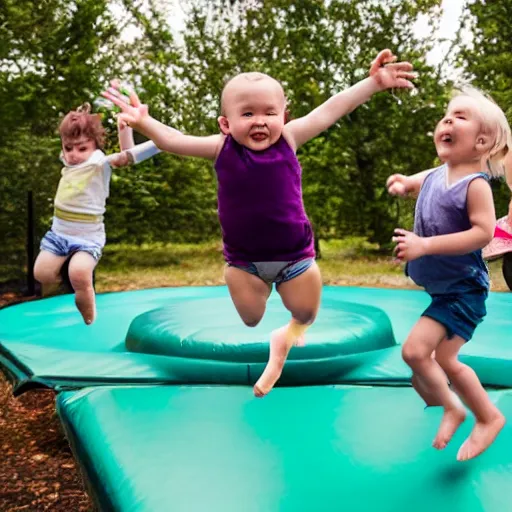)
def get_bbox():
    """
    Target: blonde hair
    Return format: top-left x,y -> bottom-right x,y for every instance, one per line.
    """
220,72 -> 286,115
451,85 -> 511,178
